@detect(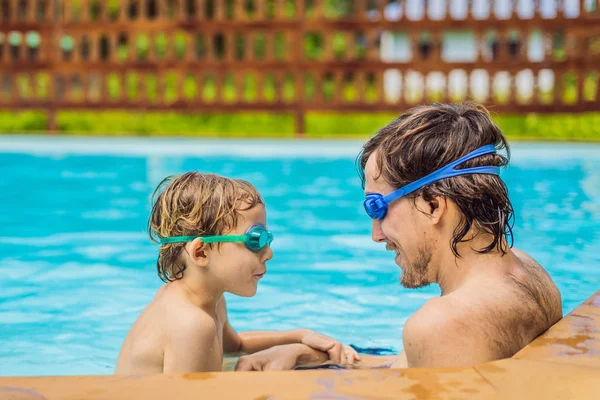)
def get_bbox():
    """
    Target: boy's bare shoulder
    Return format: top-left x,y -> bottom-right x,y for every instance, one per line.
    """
161,300 -> 221,372
167,308 -> 216,344
160,291 -> 217,336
